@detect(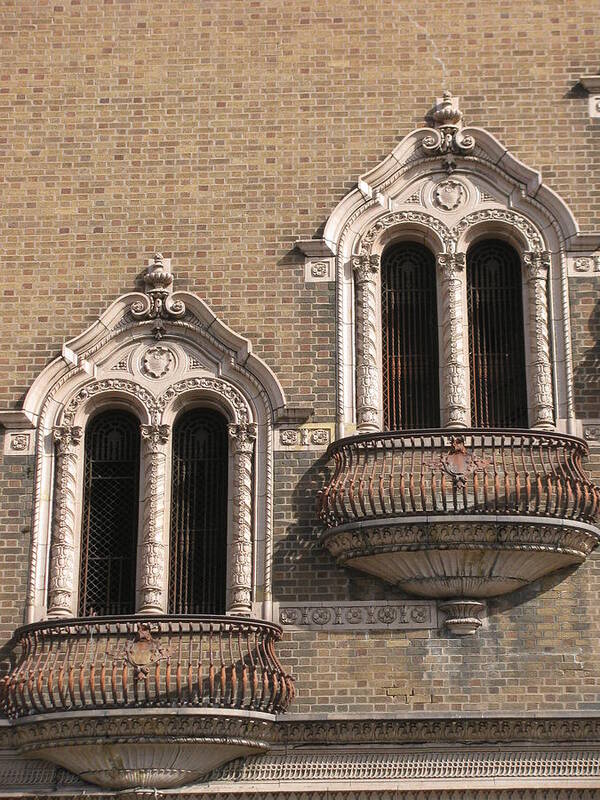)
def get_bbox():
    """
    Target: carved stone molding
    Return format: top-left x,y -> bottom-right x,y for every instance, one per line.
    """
47,425 -> 83,618
139,424 -> 170,614
523,250 -> 555,429
452,209 -> 544,251
228,423 -> 257,614
358,211 -> 452,257
437,252 -> 468,427
275,716 -> 600,746
61,379 -> 158,428
157,377 -> 250,423
209,748 -> 600,784
352,254 -> 381,432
